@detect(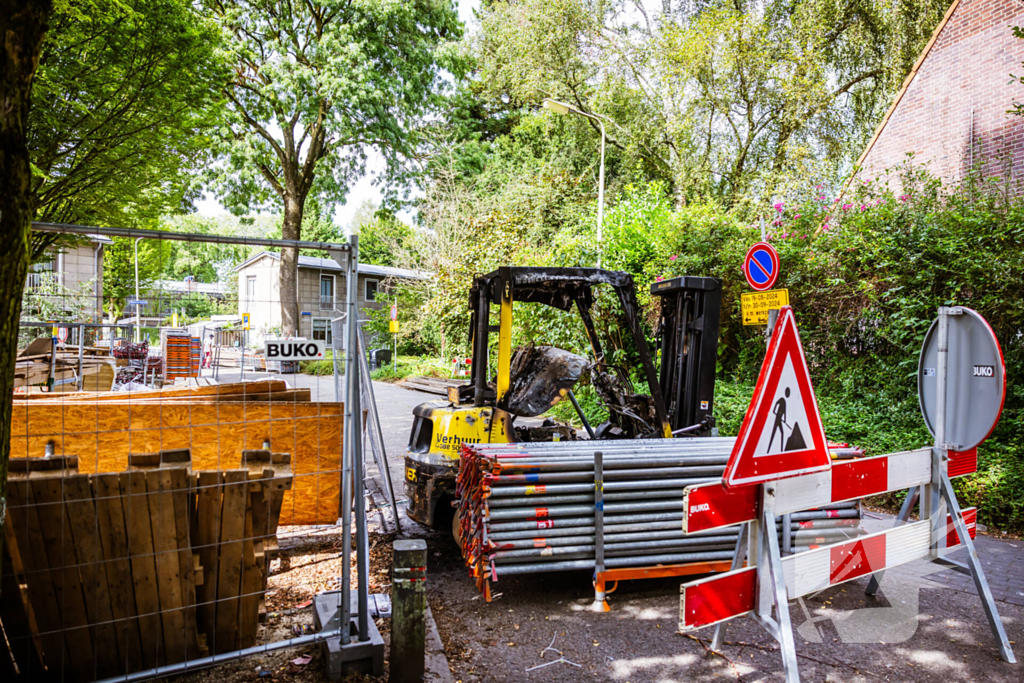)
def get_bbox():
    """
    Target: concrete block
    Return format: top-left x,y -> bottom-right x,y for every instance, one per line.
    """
314,590 -> 385,680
